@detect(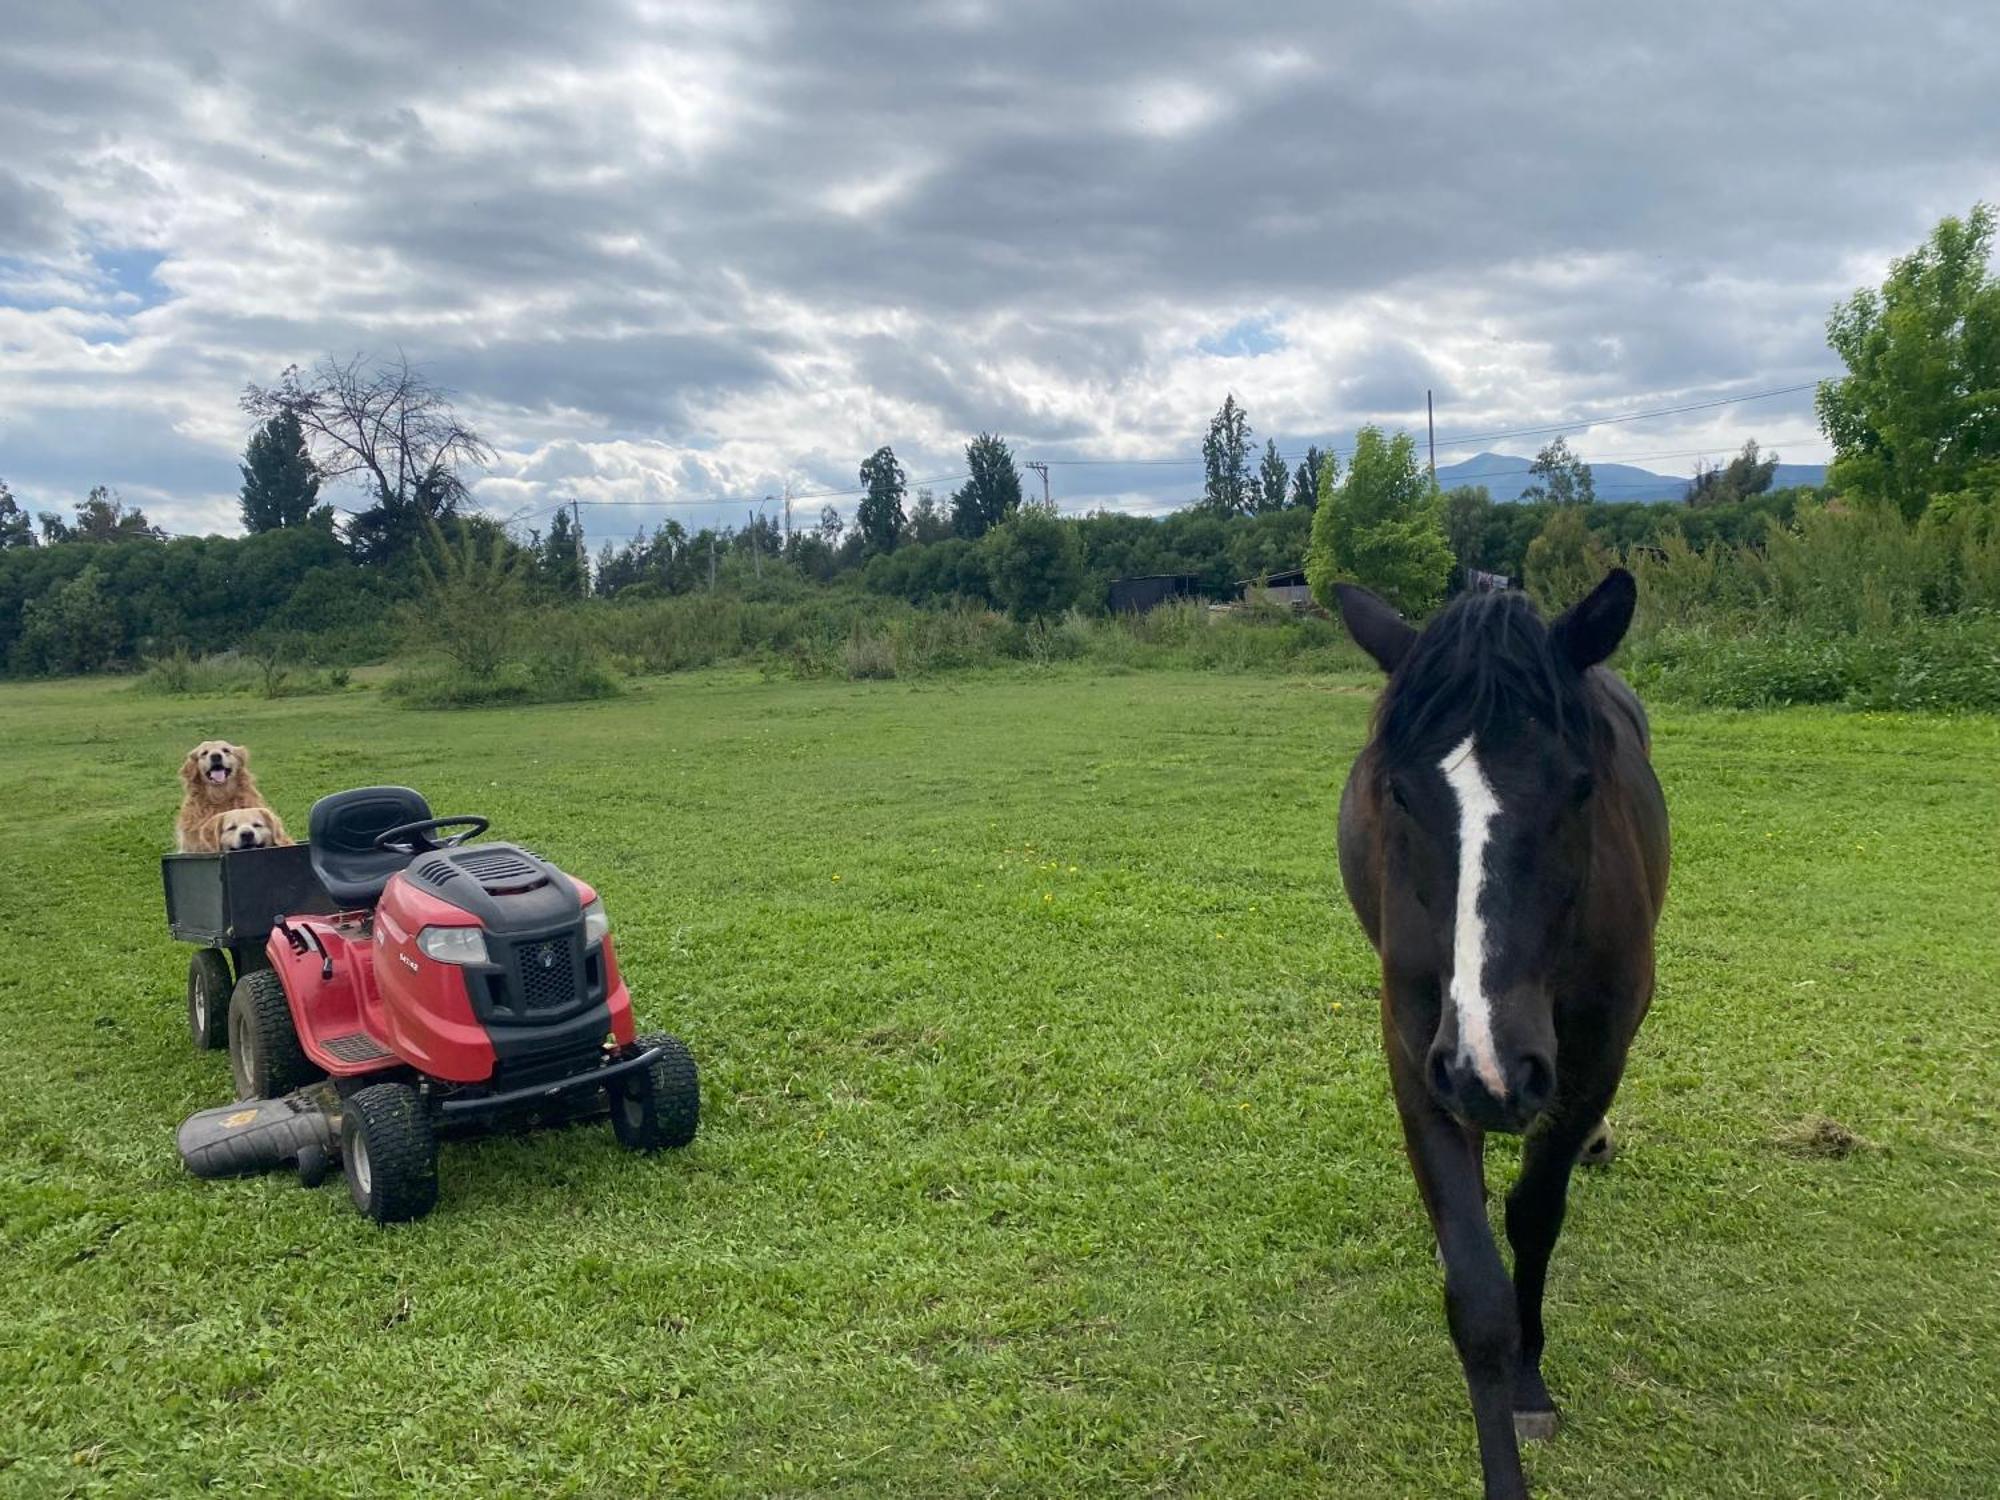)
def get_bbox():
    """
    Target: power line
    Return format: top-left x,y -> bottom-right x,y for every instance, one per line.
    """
506,470 -> 973,528
1025,380 -> 1828,469
1434,433 -> 1825,487
488,378 -> 1830,530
